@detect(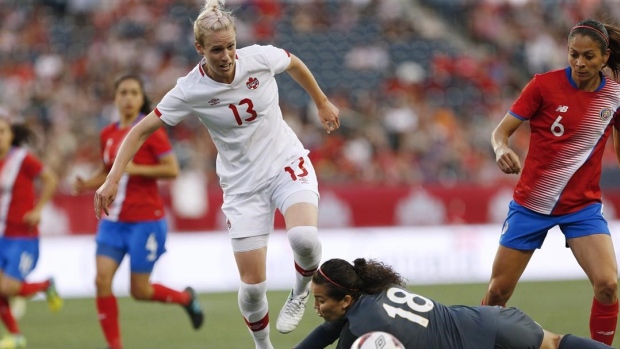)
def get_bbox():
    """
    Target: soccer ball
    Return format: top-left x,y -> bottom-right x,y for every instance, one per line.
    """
350,331 -> 405,349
